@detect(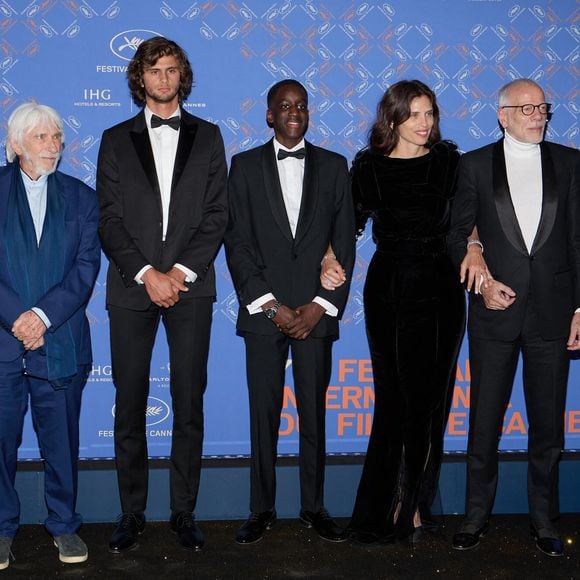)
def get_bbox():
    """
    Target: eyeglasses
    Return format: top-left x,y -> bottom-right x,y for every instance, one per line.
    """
500,103 -> 551,116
